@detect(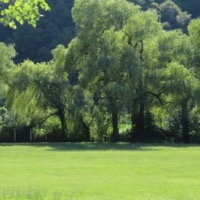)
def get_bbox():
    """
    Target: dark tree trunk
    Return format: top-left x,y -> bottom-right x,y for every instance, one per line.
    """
111,111 -> 119,142
130,105 -> 135,142
131,101 -> 145,142
82,121 -> 90,141
136,101 -> 145,141
58,108 -> 68,141
181,101 -> 190,143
